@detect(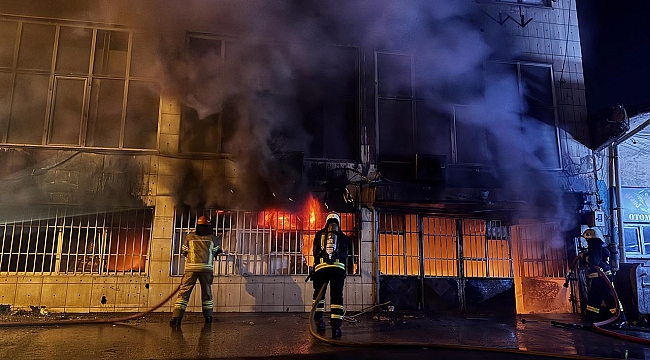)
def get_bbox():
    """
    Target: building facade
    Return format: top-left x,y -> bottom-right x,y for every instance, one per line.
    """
0,0 -> 597,316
